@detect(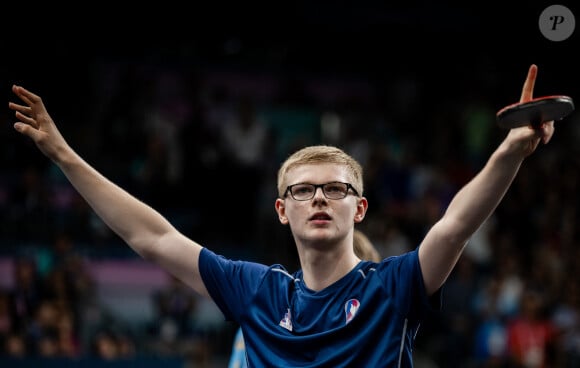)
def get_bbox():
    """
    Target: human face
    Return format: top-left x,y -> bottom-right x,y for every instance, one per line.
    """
275,164 -> 367,246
